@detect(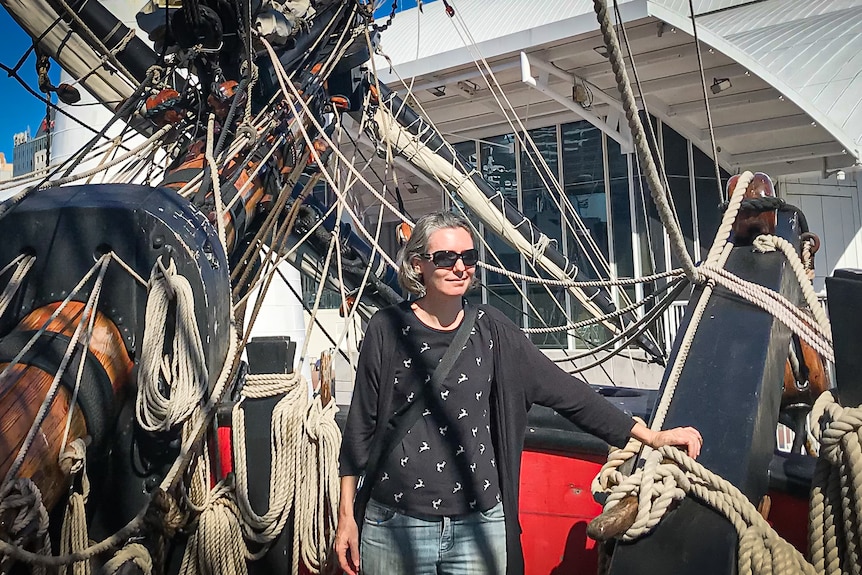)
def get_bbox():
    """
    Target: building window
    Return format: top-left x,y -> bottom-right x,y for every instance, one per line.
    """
451,140 -> 484,309
662,124 -> 696,266
607,138 -> 635,305
480,134 -> 522,326
521,126 -> 566,347
693,146 -> 728,261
